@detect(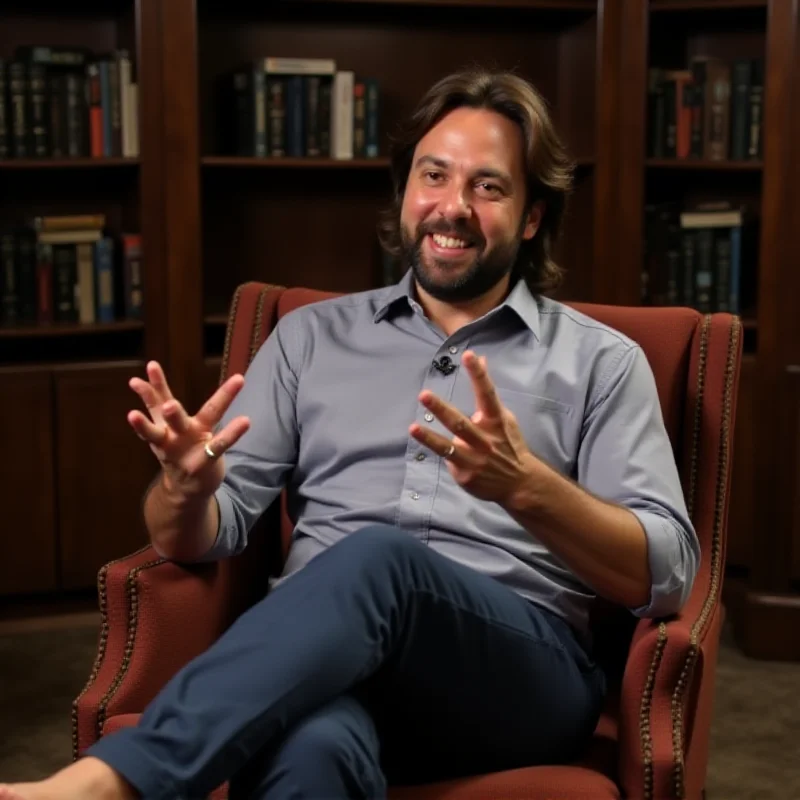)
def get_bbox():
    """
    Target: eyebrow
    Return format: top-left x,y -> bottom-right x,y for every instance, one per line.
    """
413,155 -> 513,187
